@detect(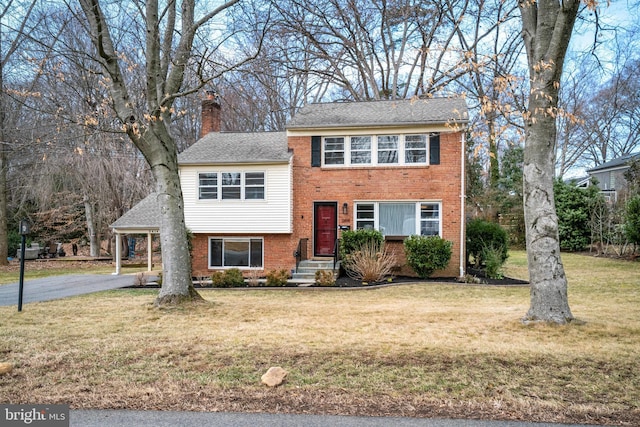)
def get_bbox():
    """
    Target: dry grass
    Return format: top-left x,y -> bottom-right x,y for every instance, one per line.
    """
0,251 -> 638,425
